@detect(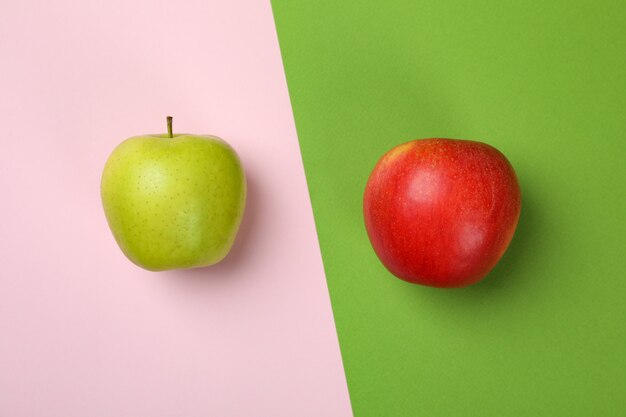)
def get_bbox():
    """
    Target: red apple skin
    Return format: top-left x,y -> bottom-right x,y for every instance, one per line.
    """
363,138 -> 521,288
